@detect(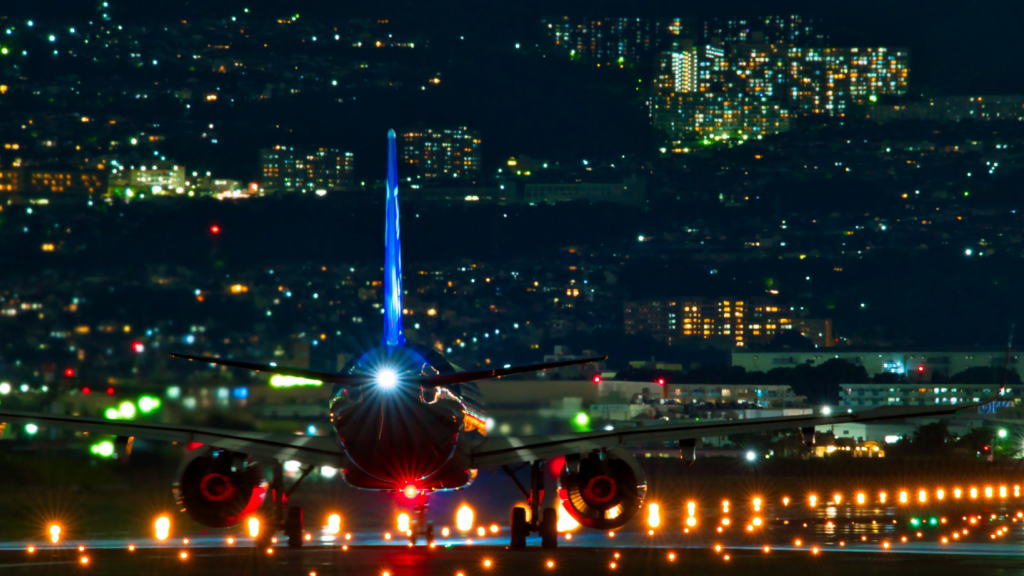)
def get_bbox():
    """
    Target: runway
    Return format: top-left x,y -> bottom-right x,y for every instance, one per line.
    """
5,541 -> 1024,576
9,482 -> 1024,574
